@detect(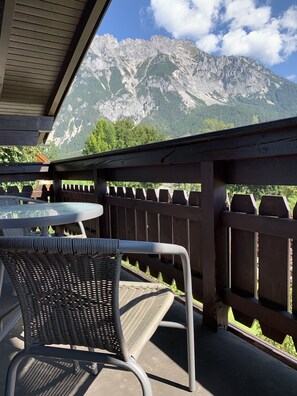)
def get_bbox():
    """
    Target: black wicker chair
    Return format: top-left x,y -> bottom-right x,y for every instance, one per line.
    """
0,236 -> 195,396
